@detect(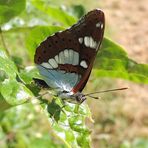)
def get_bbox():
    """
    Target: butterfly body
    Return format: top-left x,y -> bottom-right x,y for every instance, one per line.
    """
34,9 -> 105,103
